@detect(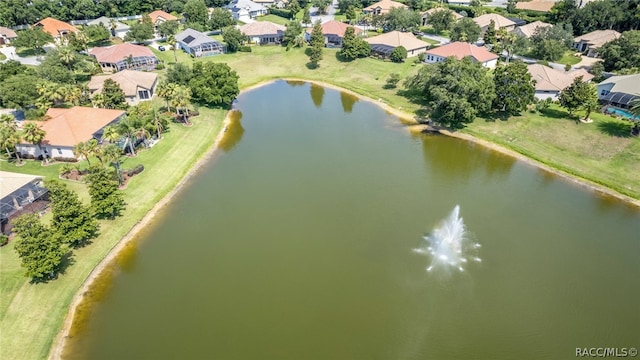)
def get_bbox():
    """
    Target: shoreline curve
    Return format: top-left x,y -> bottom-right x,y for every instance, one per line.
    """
49,78 -> 640,359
